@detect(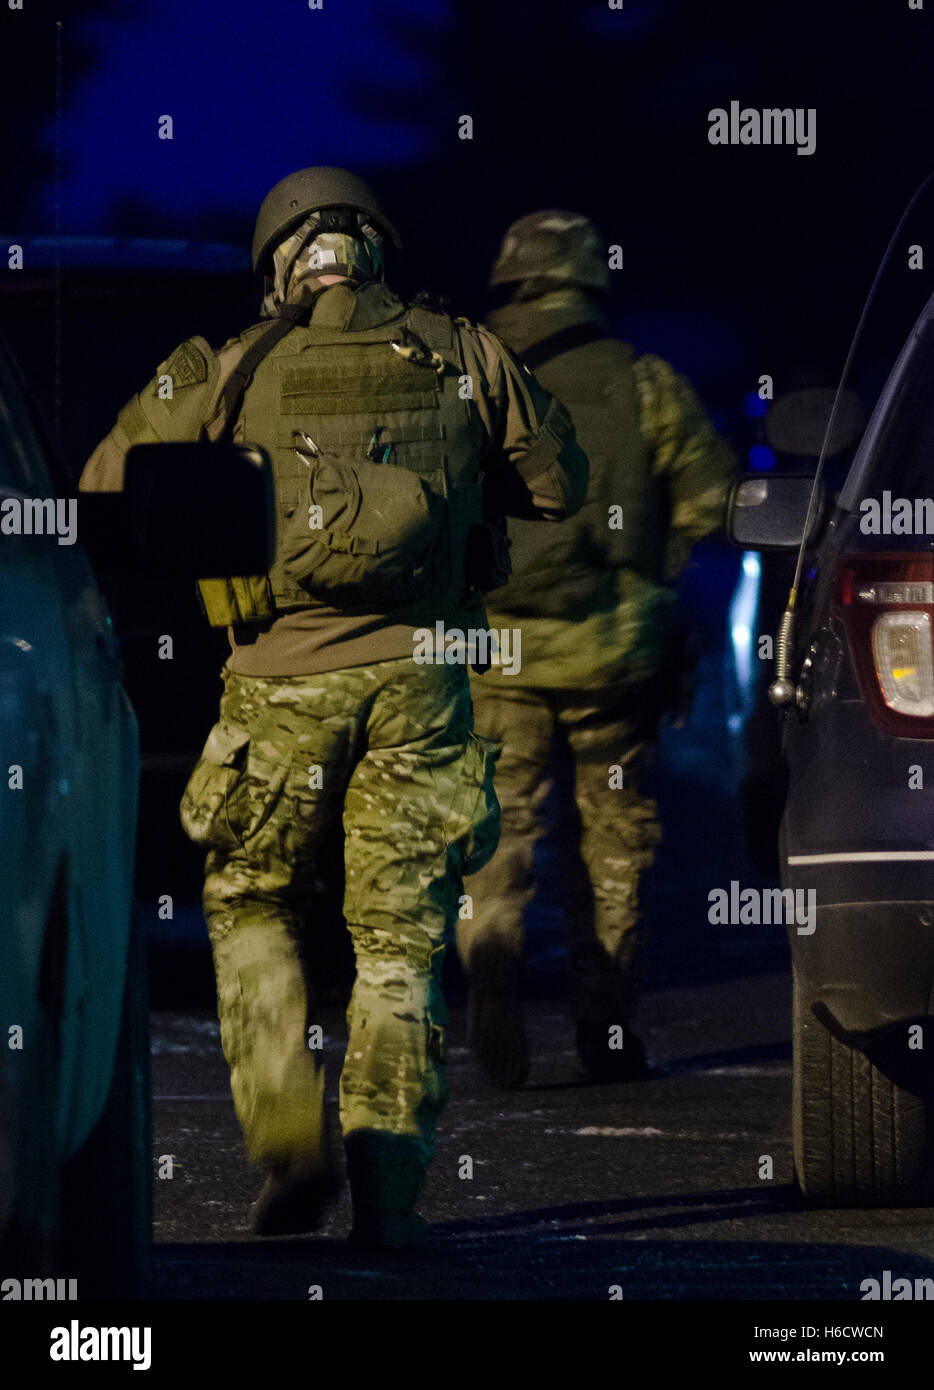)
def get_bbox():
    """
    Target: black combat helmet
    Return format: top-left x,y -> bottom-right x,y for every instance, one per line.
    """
489,210 -> 609,292
252,166 -> 402,275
